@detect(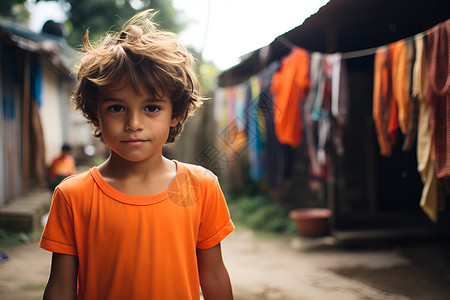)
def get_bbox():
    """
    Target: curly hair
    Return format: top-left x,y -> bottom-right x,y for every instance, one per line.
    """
72,9 -> 204,143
